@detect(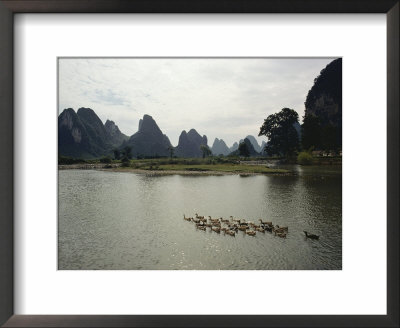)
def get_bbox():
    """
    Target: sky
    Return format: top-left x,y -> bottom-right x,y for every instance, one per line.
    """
58,58 -> 336,147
